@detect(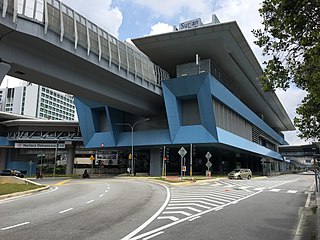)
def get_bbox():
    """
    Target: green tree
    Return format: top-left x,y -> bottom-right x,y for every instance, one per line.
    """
252,0 -> 320,140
